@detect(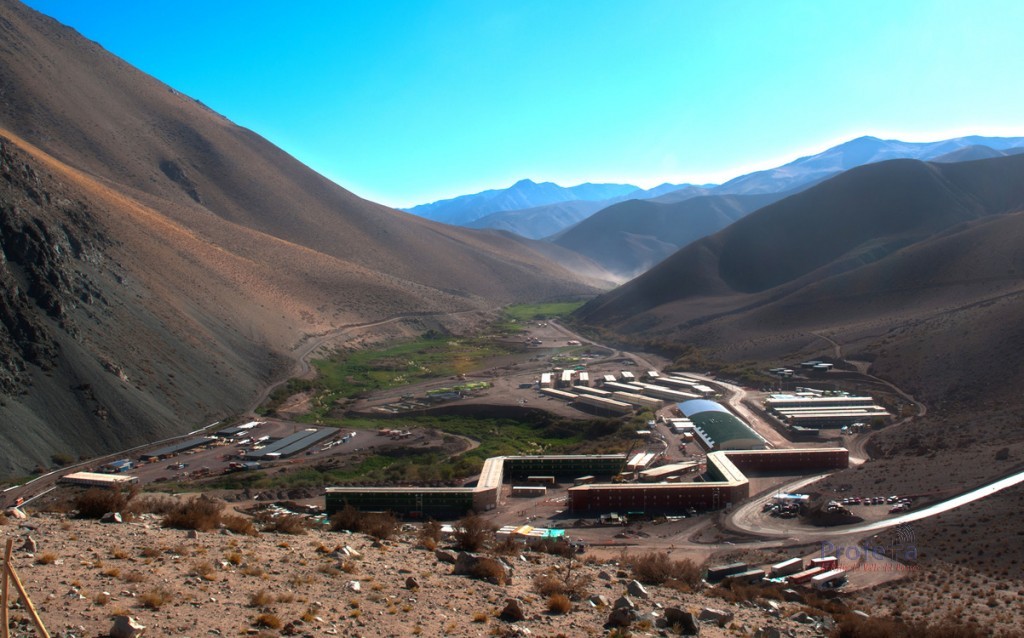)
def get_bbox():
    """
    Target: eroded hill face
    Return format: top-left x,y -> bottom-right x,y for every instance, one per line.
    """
0,0 -> 606,475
